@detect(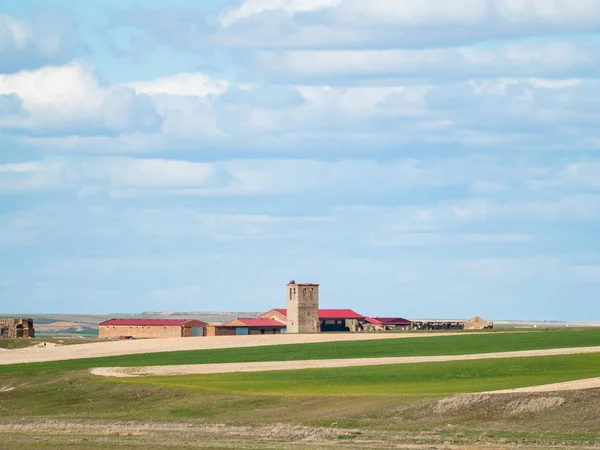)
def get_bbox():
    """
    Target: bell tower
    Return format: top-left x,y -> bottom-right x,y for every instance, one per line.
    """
286,280 -> 320,333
